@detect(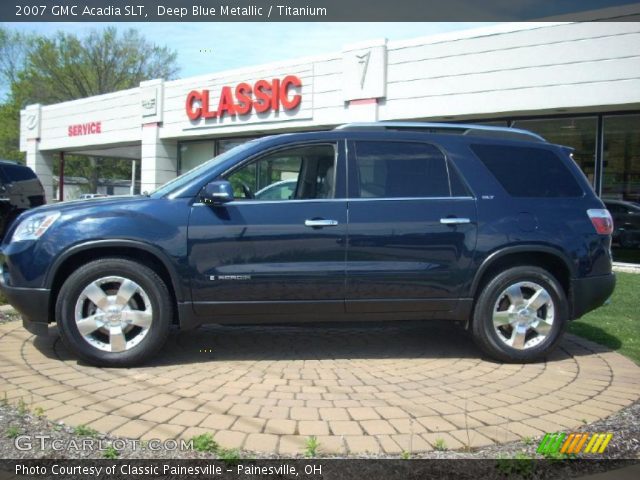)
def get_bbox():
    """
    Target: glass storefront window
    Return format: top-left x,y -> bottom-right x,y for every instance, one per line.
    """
179,141 -> 214,175
179,137 -> 258,175
602,114 -> 640,202
513,117 -> 597,188
218,137 -> 257,155
602,114 -> 640,263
